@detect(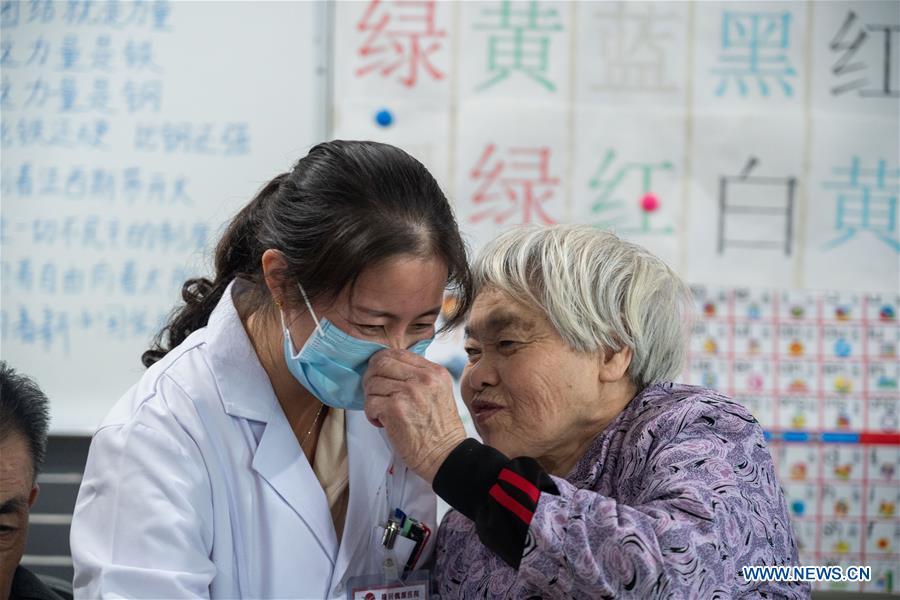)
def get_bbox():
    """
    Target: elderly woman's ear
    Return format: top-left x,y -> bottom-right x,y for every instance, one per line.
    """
597,346 -> 633,383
